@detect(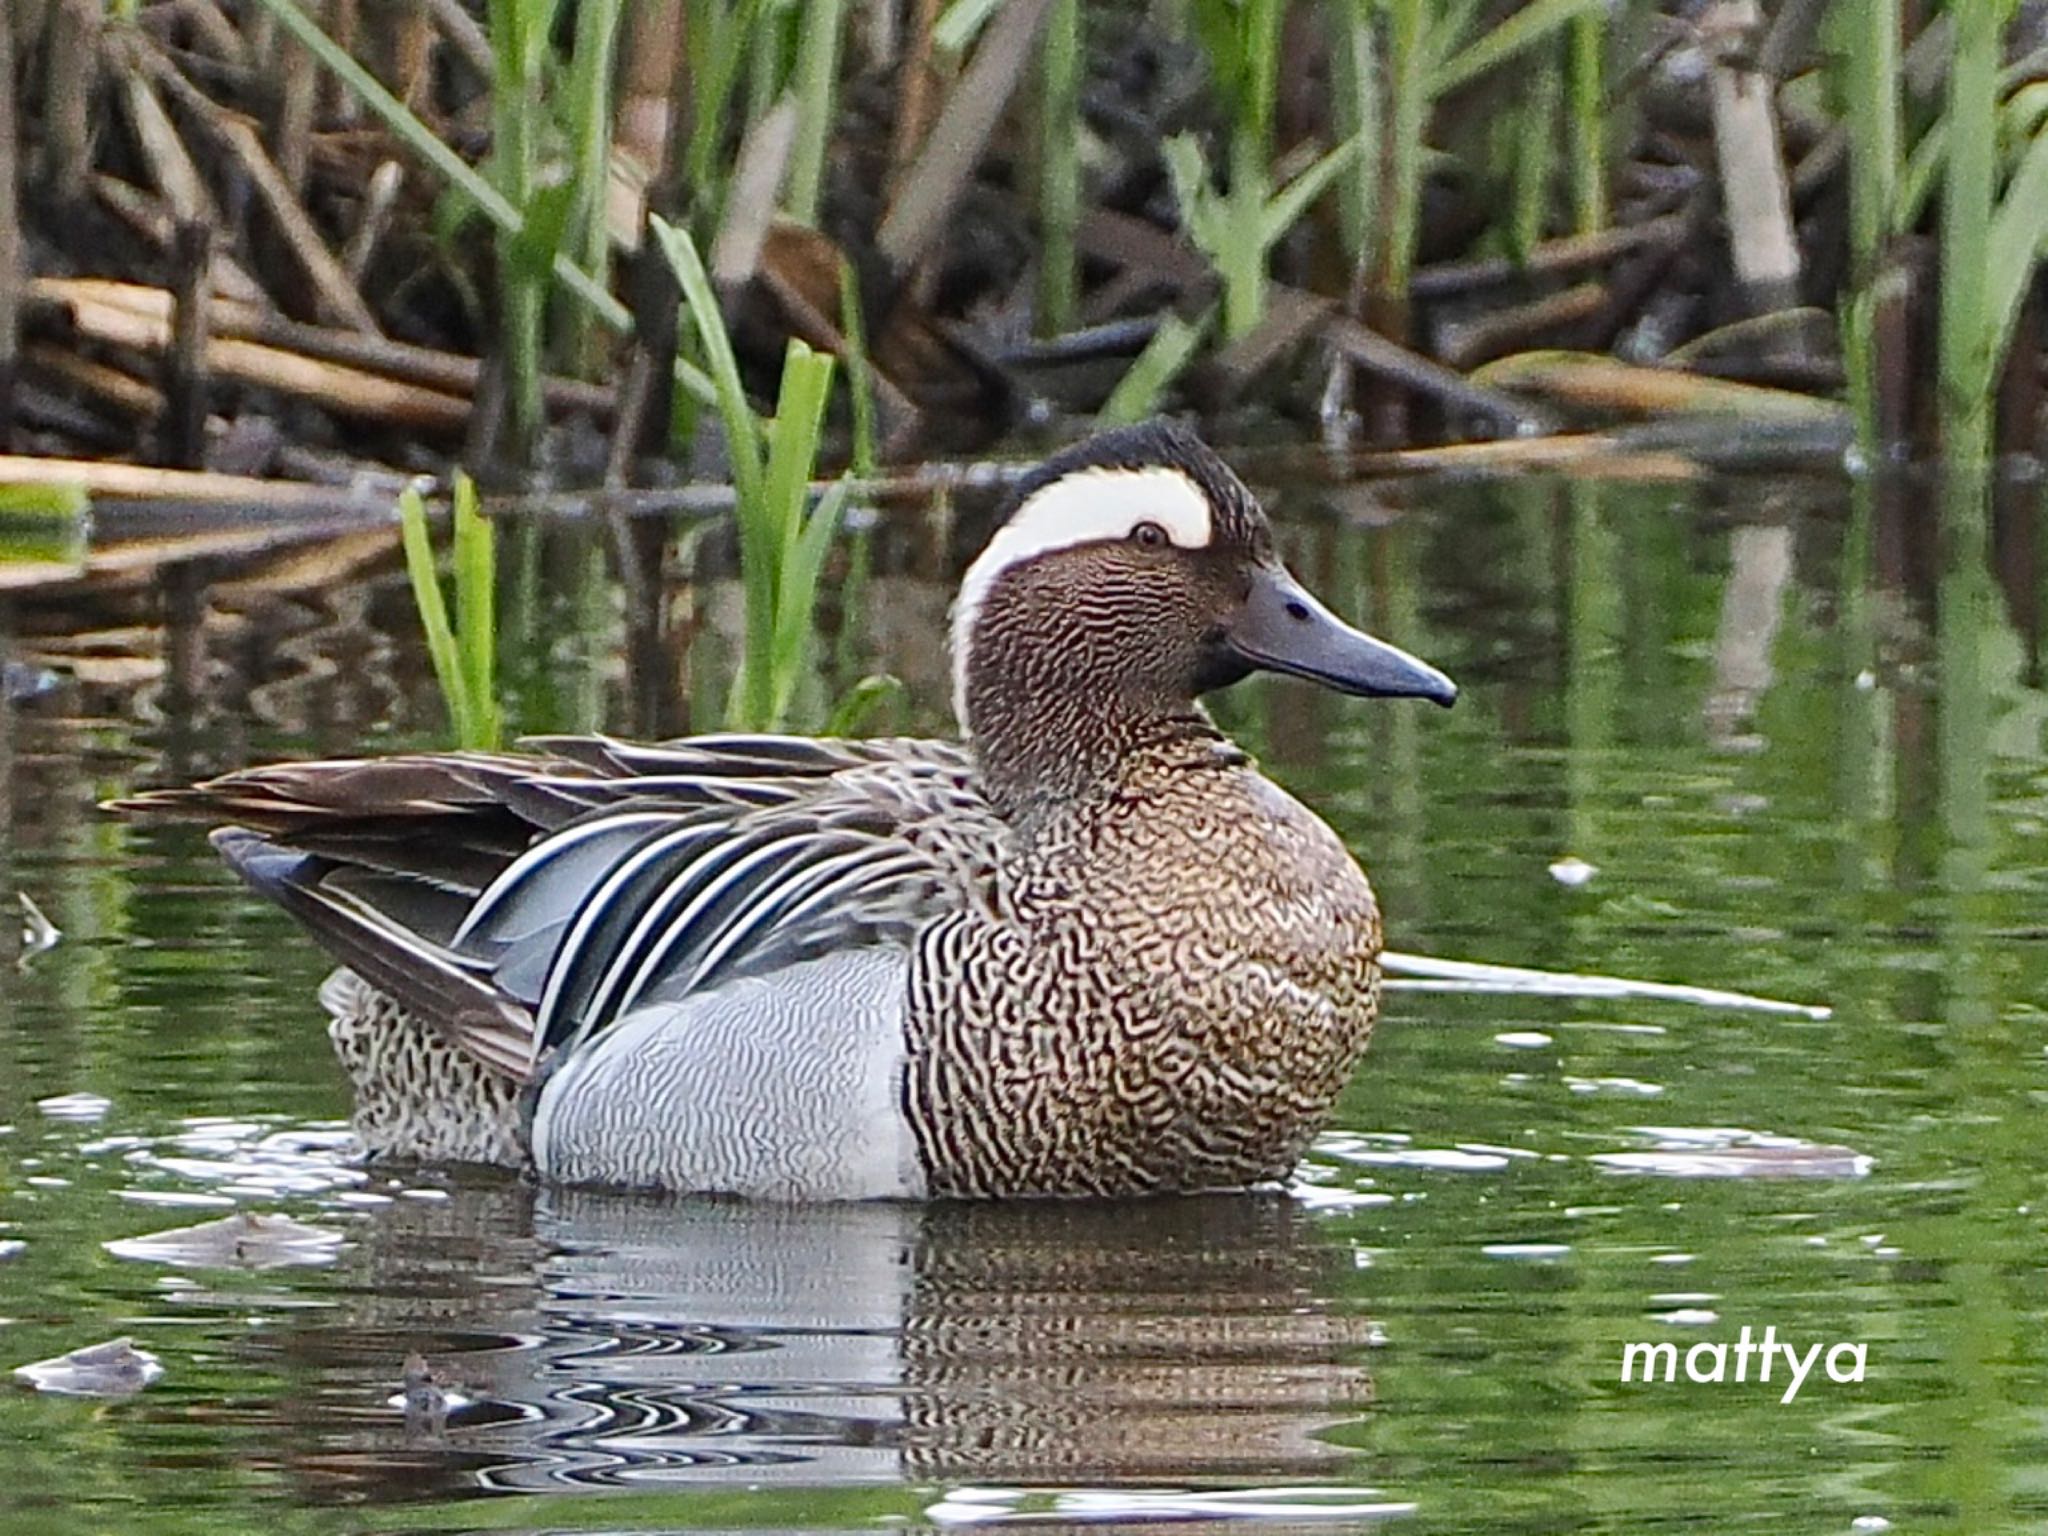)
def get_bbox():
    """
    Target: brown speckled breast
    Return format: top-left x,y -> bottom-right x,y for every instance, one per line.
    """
904,750 -> 1382,1198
